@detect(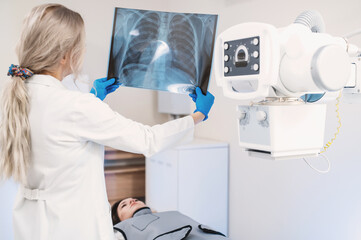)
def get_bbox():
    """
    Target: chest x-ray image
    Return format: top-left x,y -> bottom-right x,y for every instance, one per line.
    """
107,7 -> 218,94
